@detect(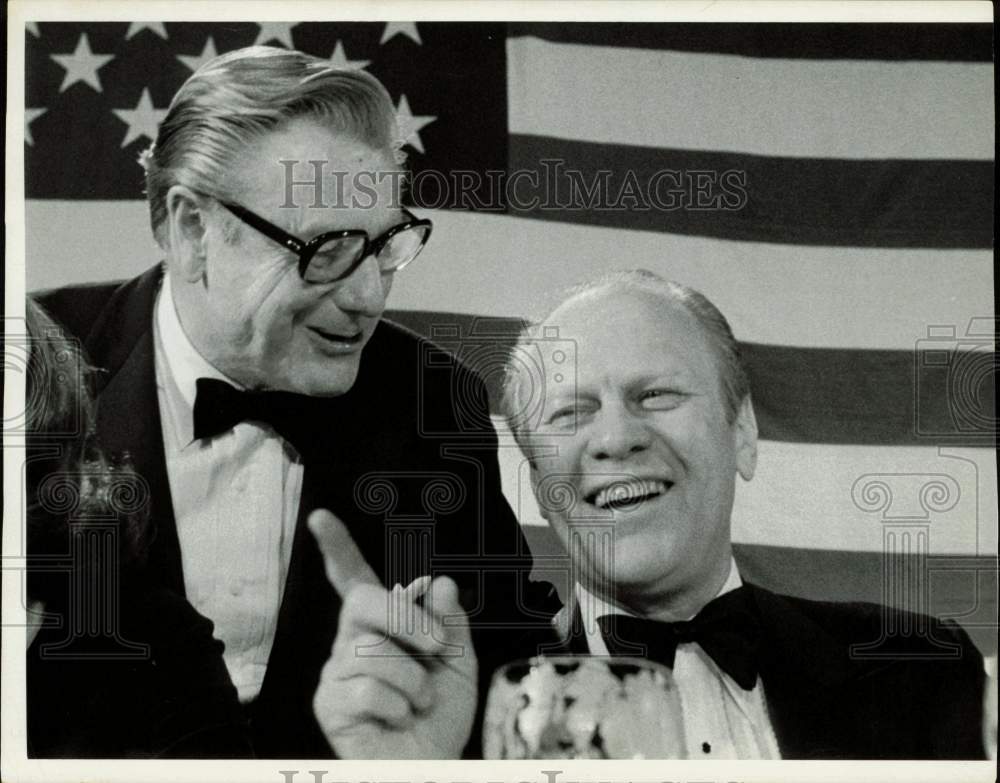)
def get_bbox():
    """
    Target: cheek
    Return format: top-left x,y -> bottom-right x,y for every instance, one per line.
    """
659,409 -> 732,465
534,445 -> 585,491
243,274 -> 317,336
